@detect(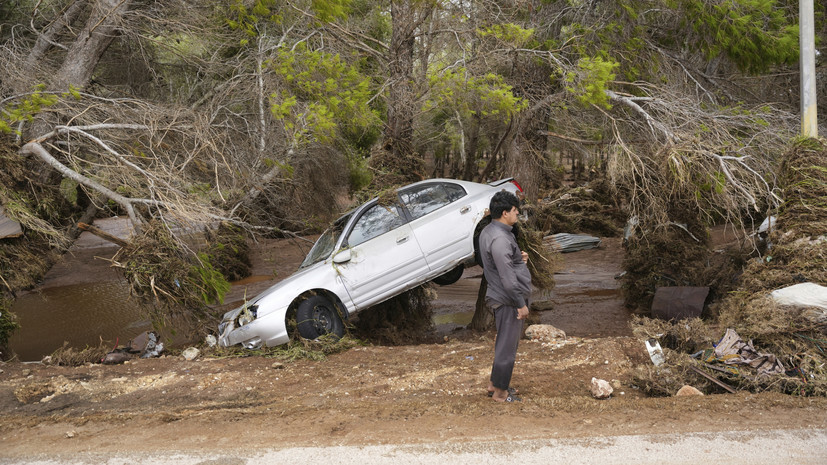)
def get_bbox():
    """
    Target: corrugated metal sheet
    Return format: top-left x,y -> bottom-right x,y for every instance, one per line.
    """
544,233 -> 601,253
